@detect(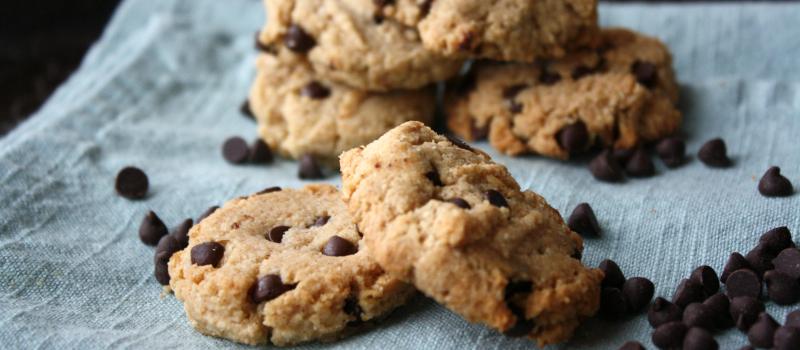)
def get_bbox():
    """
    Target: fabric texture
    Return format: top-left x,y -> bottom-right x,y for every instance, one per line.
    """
1,1 -> 799,349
